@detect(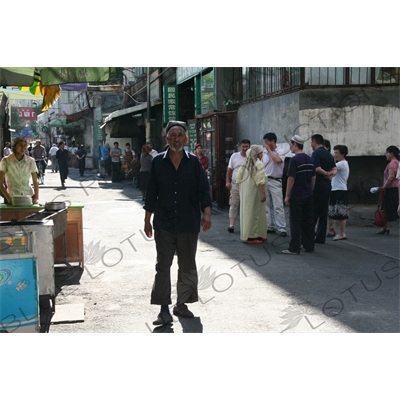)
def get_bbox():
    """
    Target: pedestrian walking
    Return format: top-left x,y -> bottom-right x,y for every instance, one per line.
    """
225,139 -> 251,233
262,132 -> 287,237
282,135 -> 316,255
49,143 -> 59,172
139,145 -> 153,201
56,141 -> 70,189
144,120 -> 212,326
